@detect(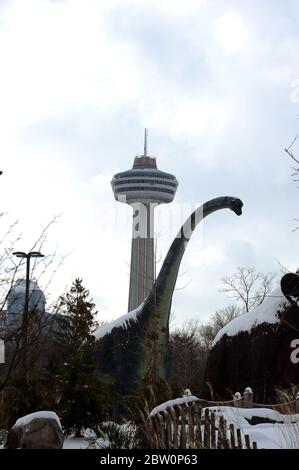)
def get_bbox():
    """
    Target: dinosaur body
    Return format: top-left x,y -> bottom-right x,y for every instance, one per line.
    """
204,272 -> 299,402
